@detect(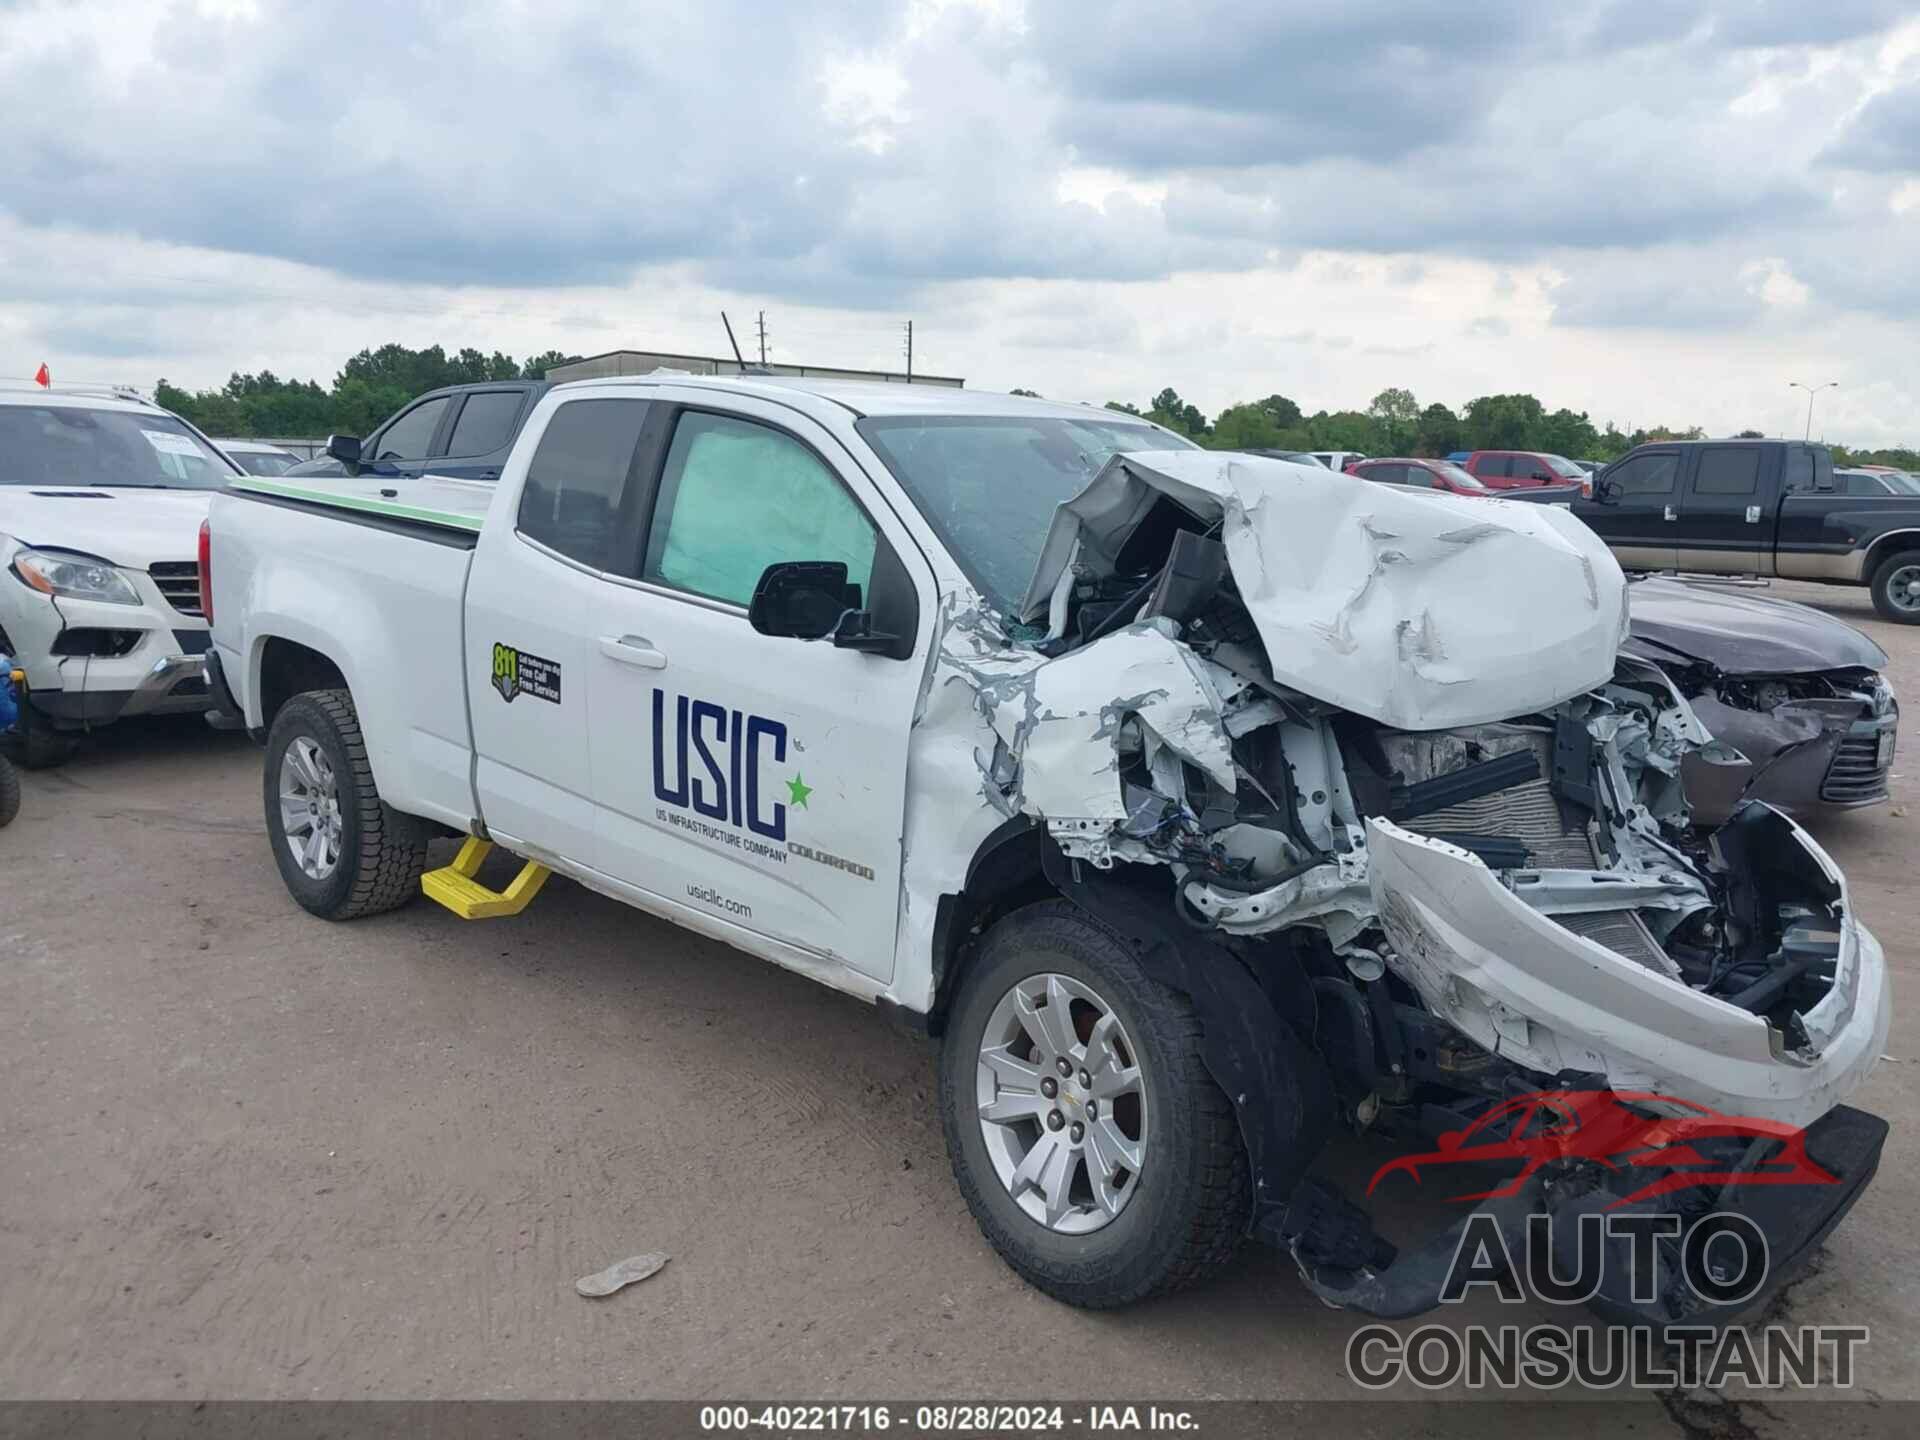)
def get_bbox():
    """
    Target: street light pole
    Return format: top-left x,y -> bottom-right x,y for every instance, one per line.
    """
1788,380 -> 1838,441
